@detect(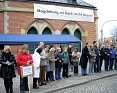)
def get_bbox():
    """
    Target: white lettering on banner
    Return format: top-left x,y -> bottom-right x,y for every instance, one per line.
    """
34,4 -> 94,22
